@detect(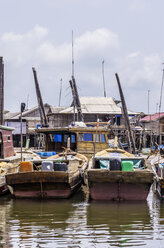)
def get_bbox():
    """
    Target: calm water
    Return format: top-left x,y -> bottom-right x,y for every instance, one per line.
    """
0,188 -> 164,247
